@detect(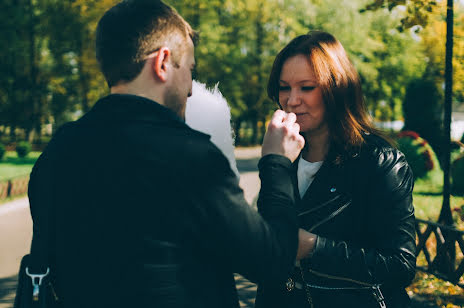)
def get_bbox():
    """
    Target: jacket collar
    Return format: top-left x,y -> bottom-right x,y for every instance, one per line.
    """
294,148 -> 348,209
89,94 -> 188,128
